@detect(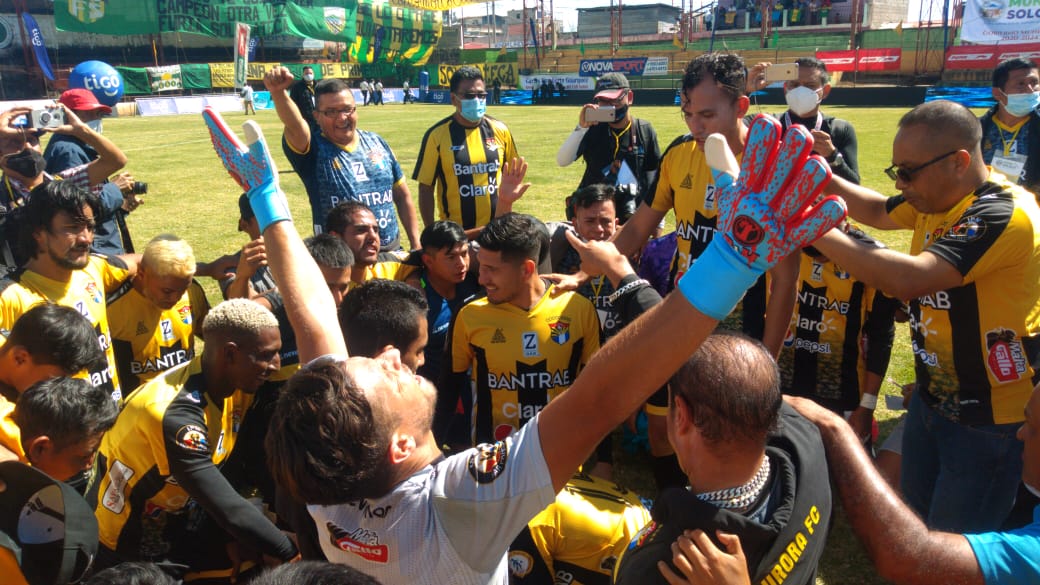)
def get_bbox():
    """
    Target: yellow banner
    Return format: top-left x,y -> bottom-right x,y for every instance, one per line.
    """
247,62 -> 283,81
320,62 -> 364,79
209,63 -> 236,88
388,0 -> 490,9
438,63 -> 517,87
